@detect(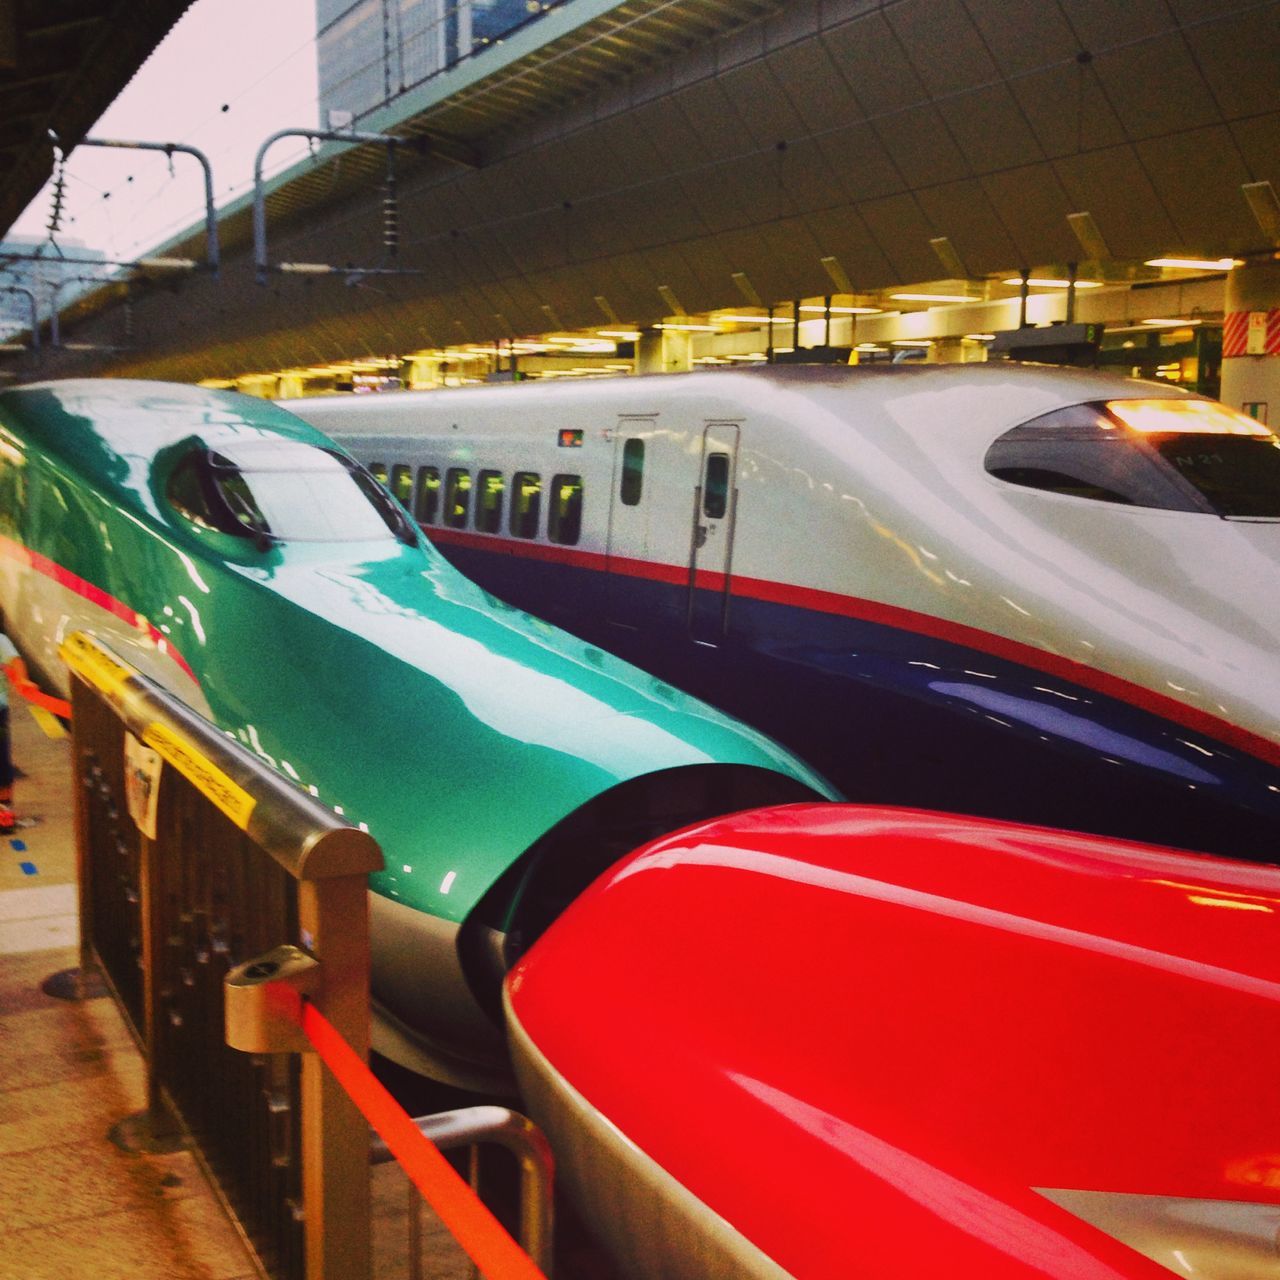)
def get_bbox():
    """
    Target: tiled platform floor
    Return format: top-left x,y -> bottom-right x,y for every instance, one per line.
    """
0,699 -> 498,1280
0,705 -> 261,1280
